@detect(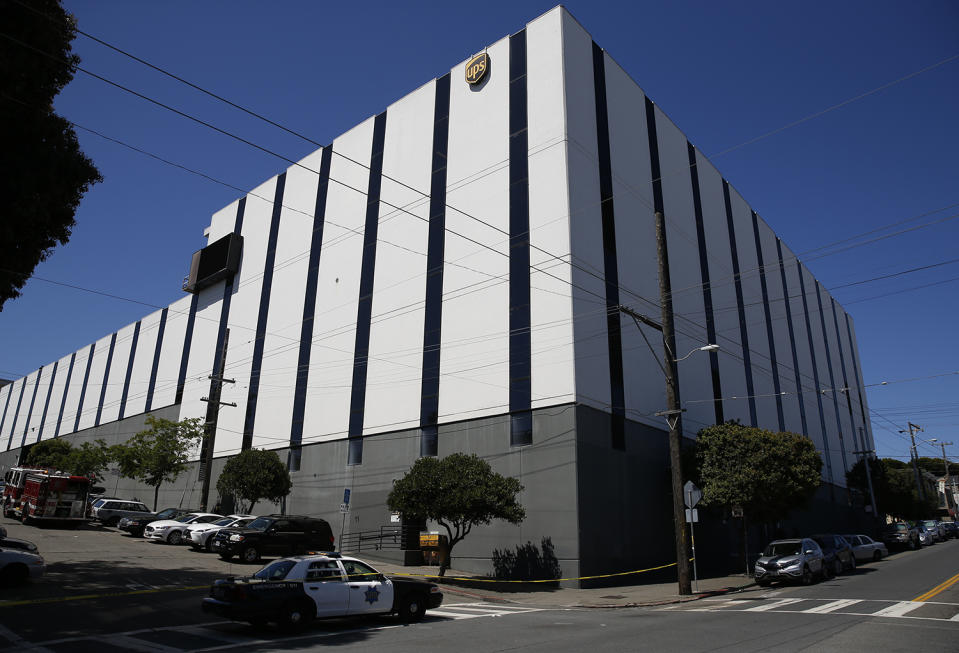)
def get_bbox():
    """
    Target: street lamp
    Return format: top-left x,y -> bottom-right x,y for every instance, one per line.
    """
675,344 -> 720,362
